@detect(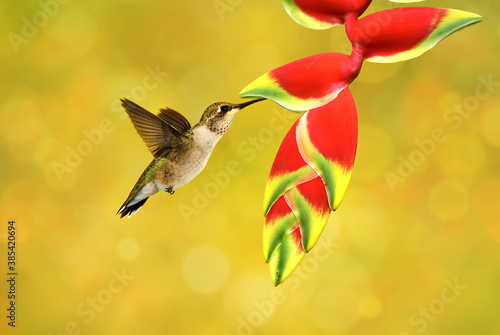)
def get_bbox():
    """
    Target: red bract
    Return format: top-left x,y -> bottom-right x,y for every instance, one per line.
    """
296,89 -> 357,210
240,53 -> 362,112
282,0 -> 372,29
346,7 -> 482,63
272,53 -> 355,100
263,117 -> 317,216
301,89 -> 357,171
